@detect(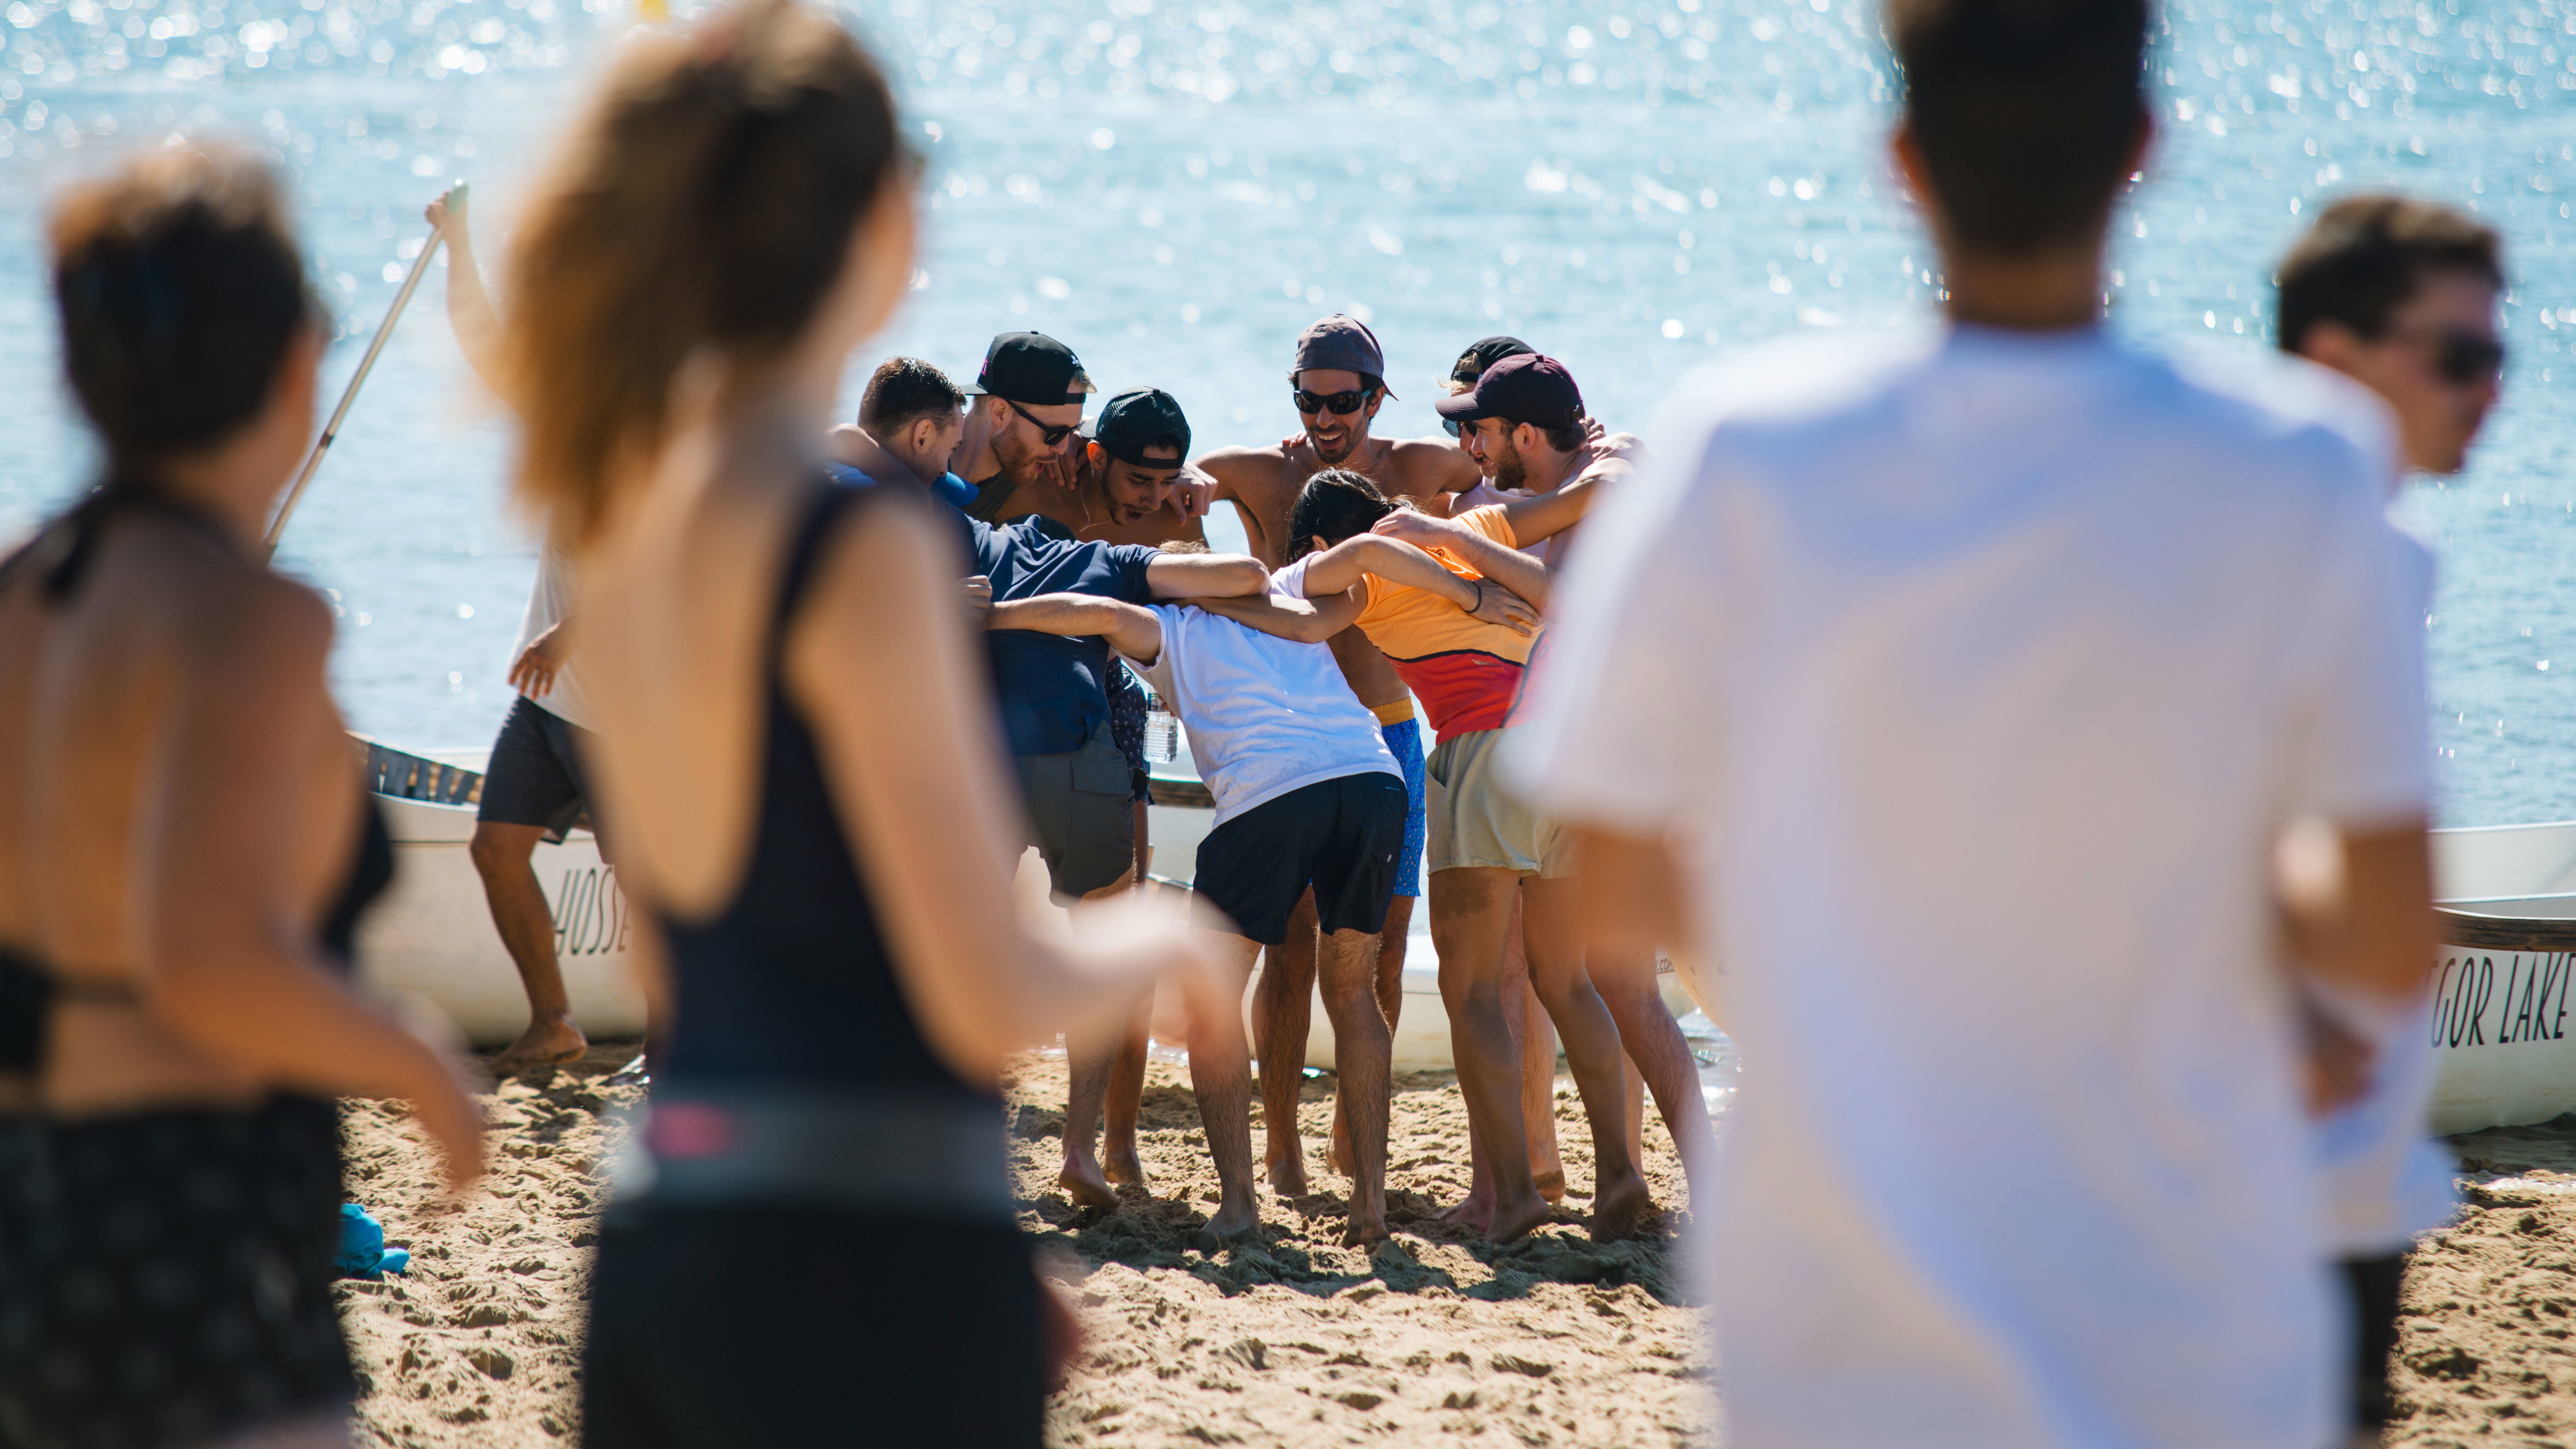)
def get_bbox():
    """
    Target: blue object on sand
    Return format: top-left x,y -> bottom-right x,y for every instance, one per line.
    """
336,1203 -> 410,1280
